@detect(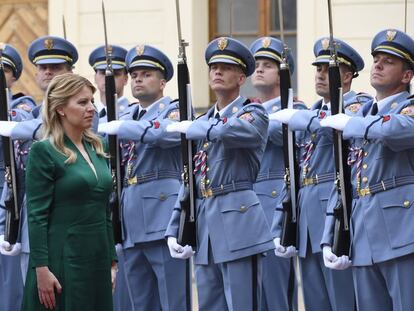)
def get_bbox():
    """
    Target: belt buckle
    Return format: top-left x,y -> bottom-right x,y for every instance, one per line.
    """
358,187 -> 371,197
202,188 -> 213,198
127,176 -> 137,185
303,177 -> 314,186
